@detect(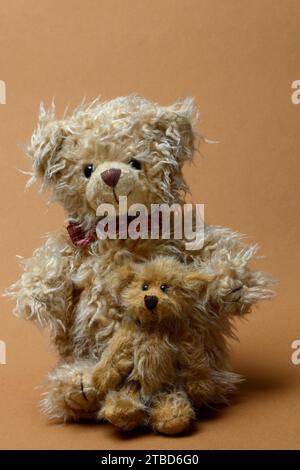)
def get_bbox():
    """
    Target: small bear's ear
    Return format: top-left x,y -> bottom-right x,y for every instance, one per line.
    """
26,102 -> 67,187
183,269 -> 214,292
115,264 -> 136,288
152,97 -> 198,163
